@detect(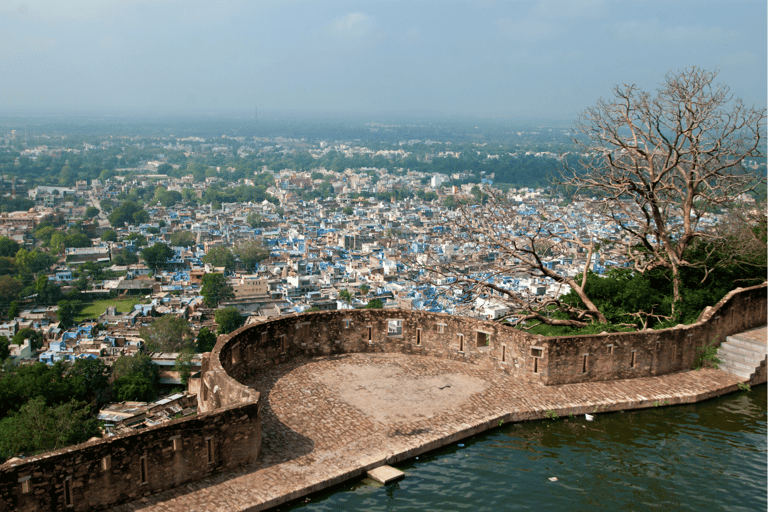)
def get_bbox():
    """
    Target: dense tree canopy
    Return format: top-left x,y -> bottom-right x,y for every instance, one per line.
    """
201,273 -> 234,308
139,315 -> 194,353
215,306 -> 244,335
141,242 -> 174,271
